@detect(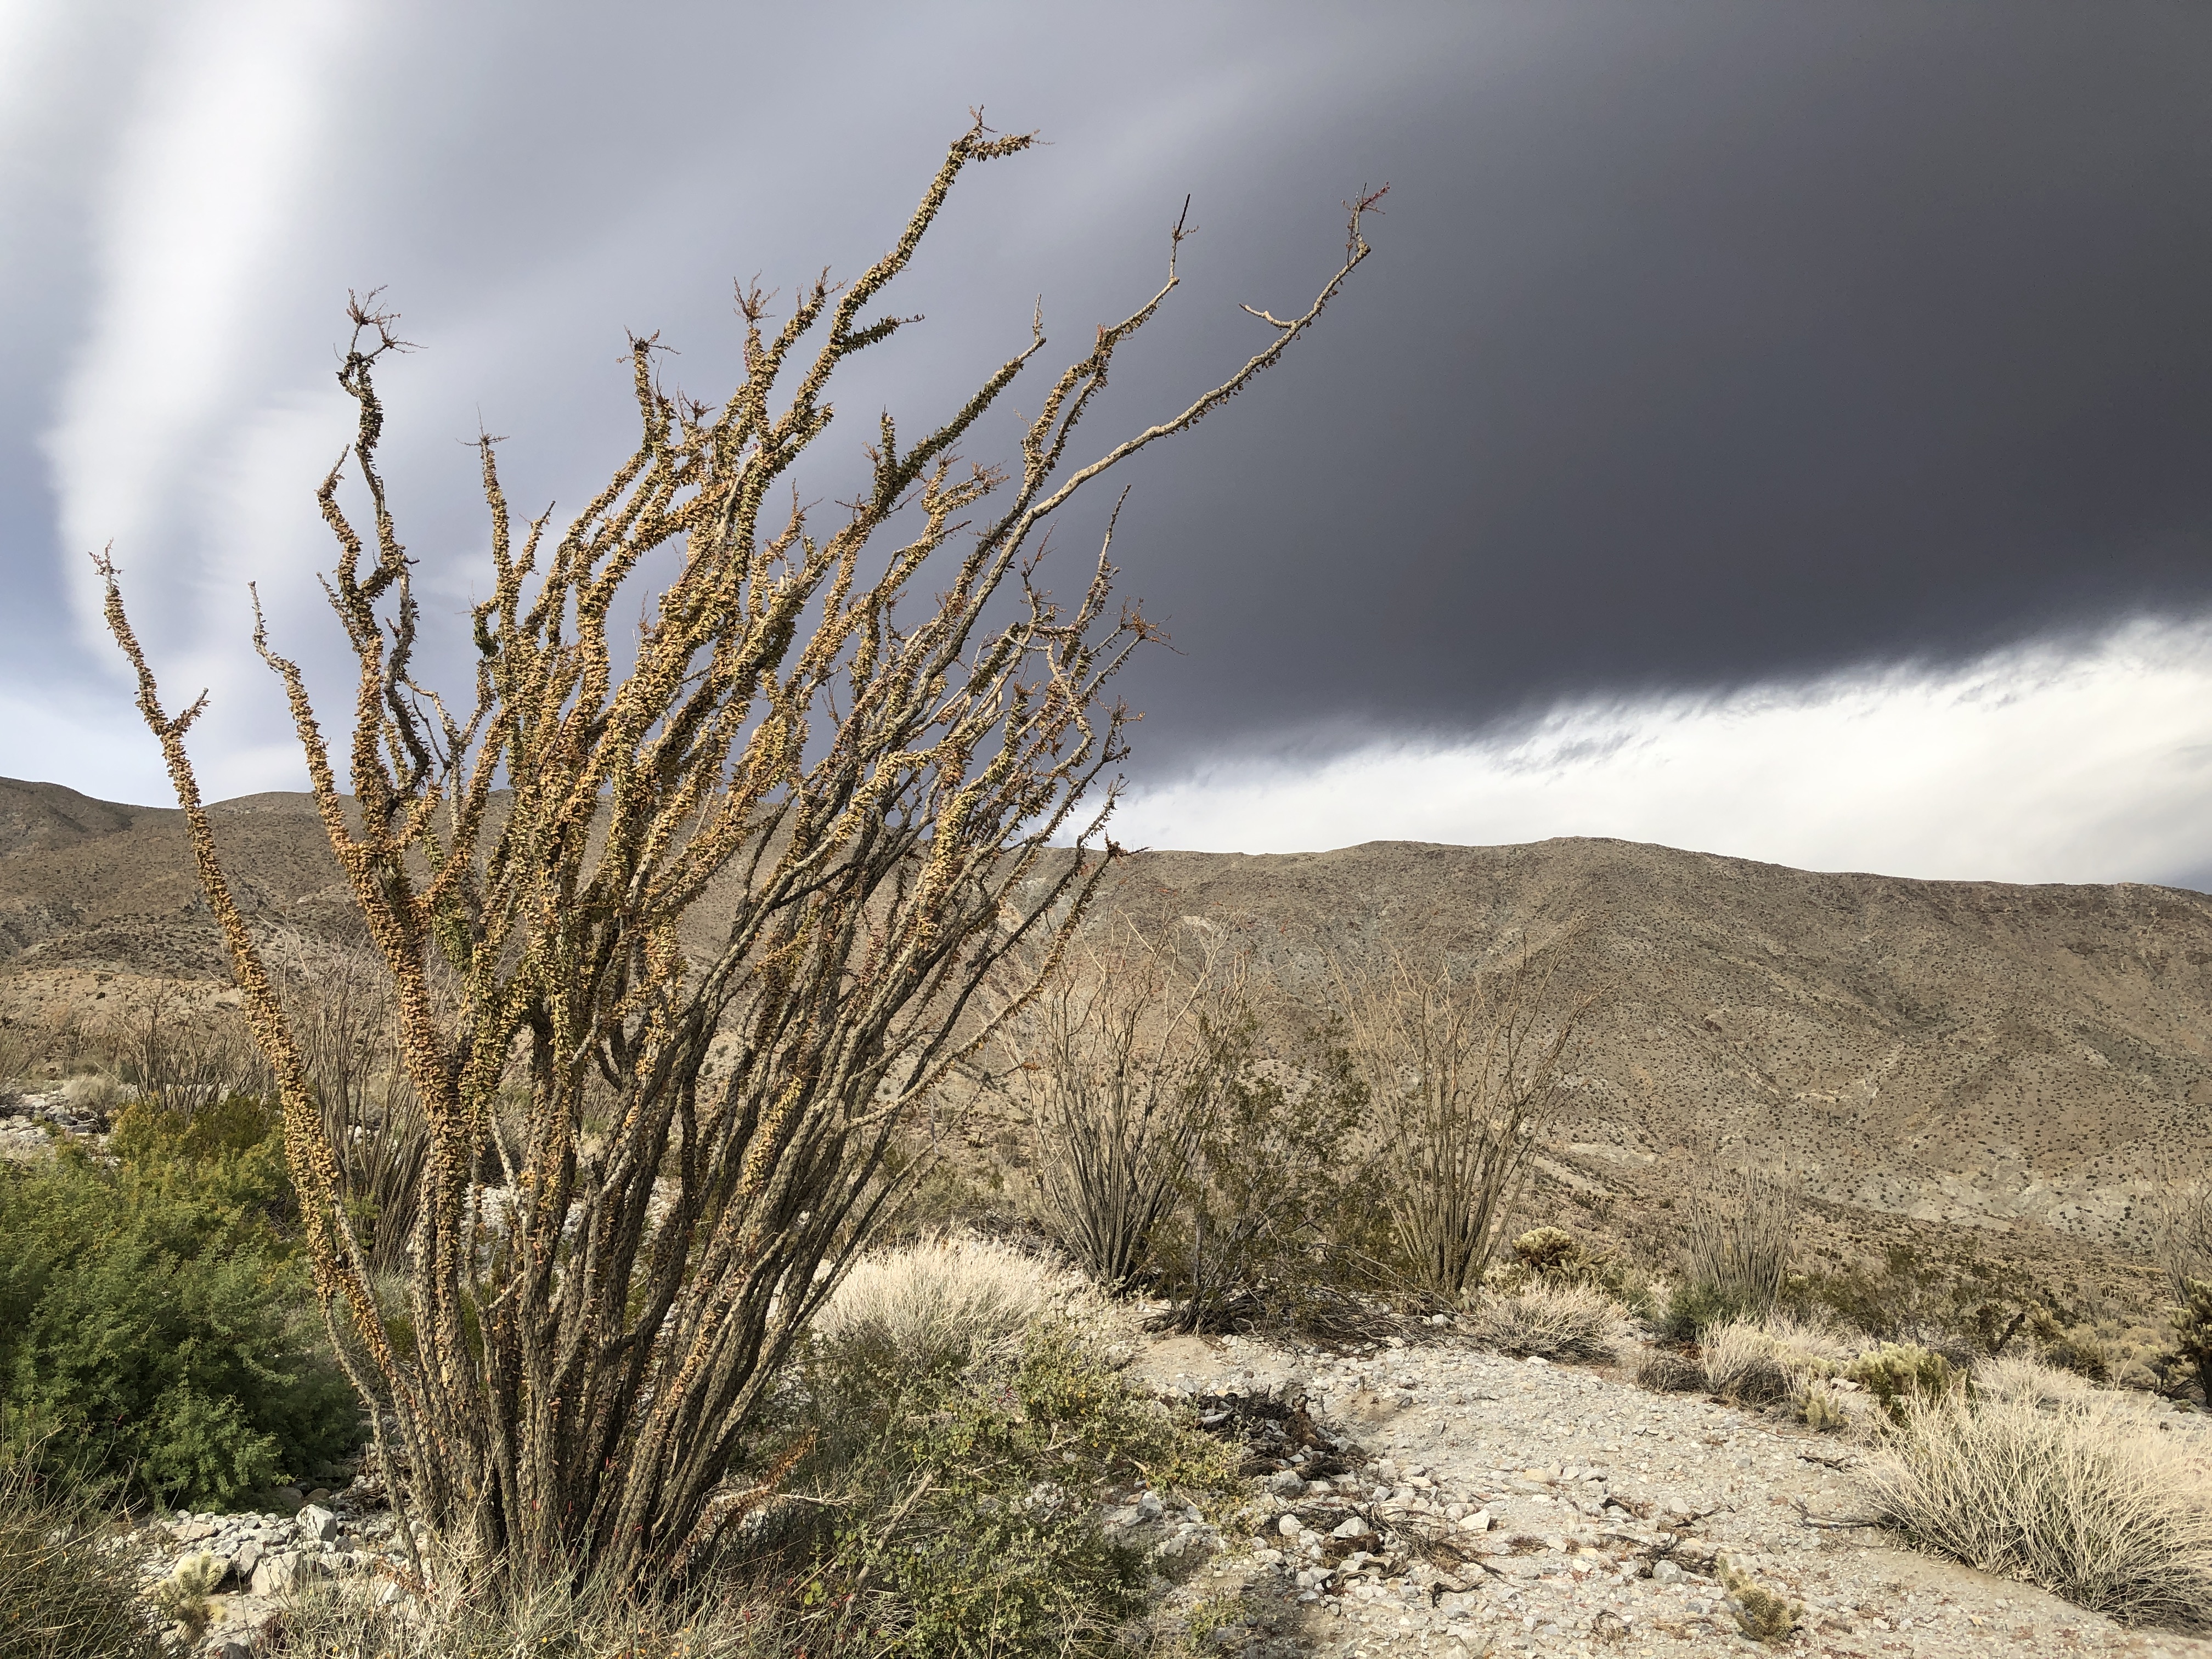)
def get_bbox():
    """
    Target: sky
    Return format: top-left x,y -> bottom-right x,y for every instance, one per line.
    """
3,0 -> 2210,885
